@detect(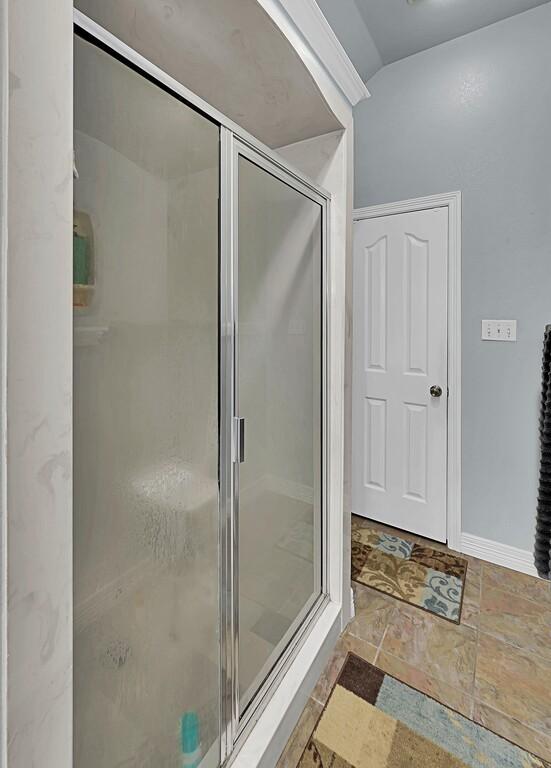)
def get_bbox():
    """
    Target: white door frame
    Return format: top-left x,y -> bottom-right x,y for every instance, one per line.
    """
353,191 -> 462,550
